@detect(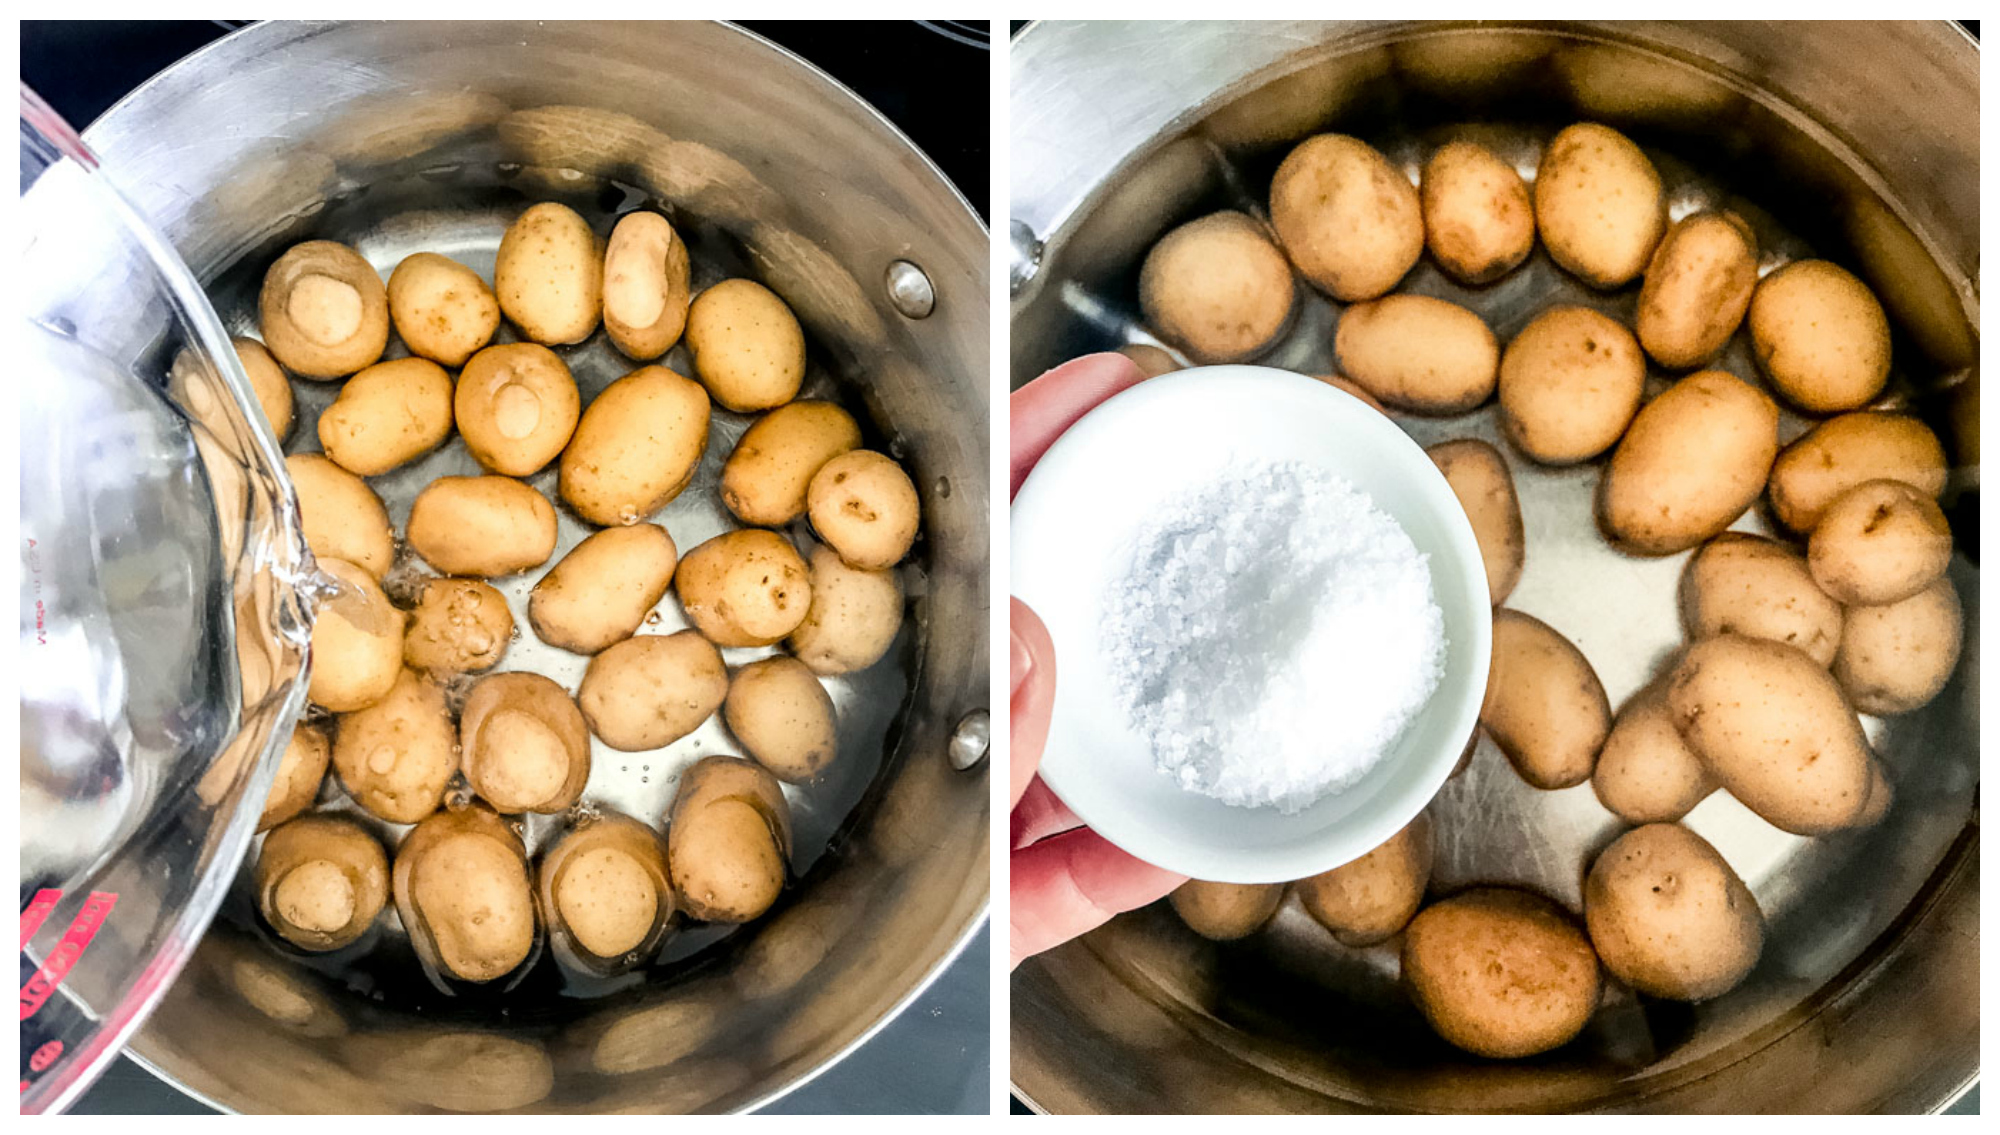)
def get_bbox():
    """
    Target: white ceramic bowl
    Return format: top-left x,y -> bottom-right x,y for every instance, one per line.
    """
1011,365 -> 1491,883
